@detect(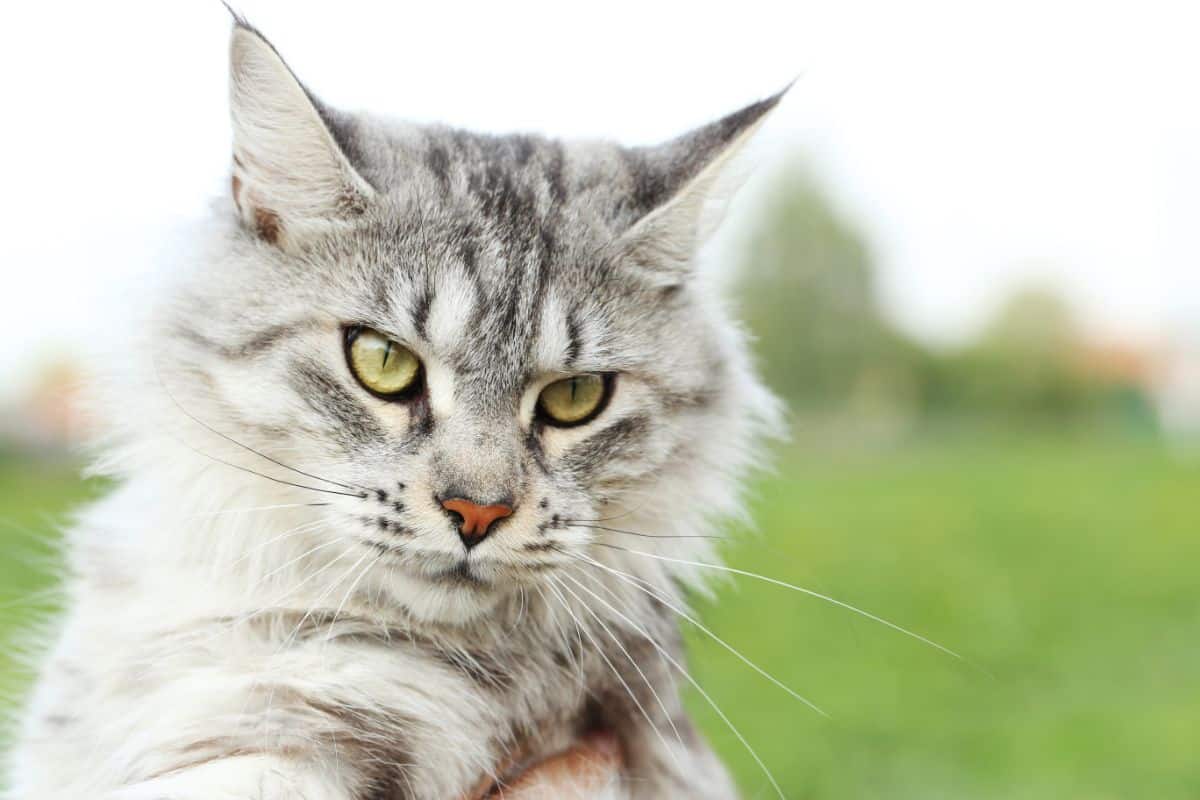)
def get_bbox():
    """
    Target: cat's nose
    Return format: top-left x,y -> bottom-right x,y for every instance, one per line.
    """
440,497 -> 514,549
